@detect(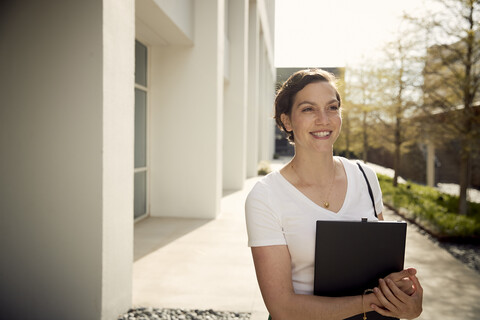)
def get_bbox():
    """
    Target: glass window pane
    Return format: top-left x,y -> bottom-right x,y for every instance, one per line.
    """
135,88 -> 147,168
134,171 -> 147,218
135,40 -> 147,86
